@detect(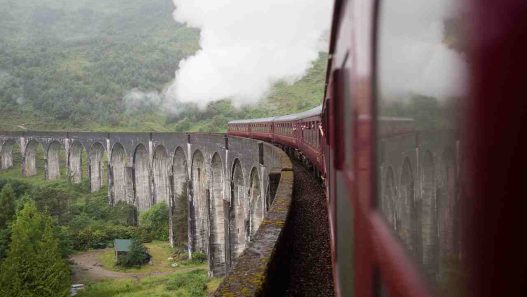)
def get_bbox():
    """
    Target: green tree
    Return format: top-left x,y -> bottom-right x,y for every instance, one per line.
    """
172,184 -> 189,246
111,201 -> 138,226
31,186 -> 72,224
116,239 -> 150,268
15,193 -> 32,213
0,201 -> 70,297
0,228 -> 10,260
0,184 -> 16,229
